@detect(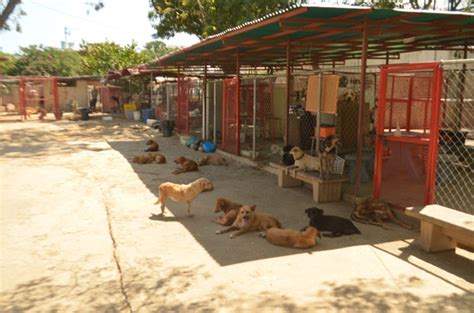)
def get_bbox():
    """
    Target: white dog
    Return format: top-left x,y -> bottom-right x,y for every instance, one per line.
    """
286,146 -> 320,177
